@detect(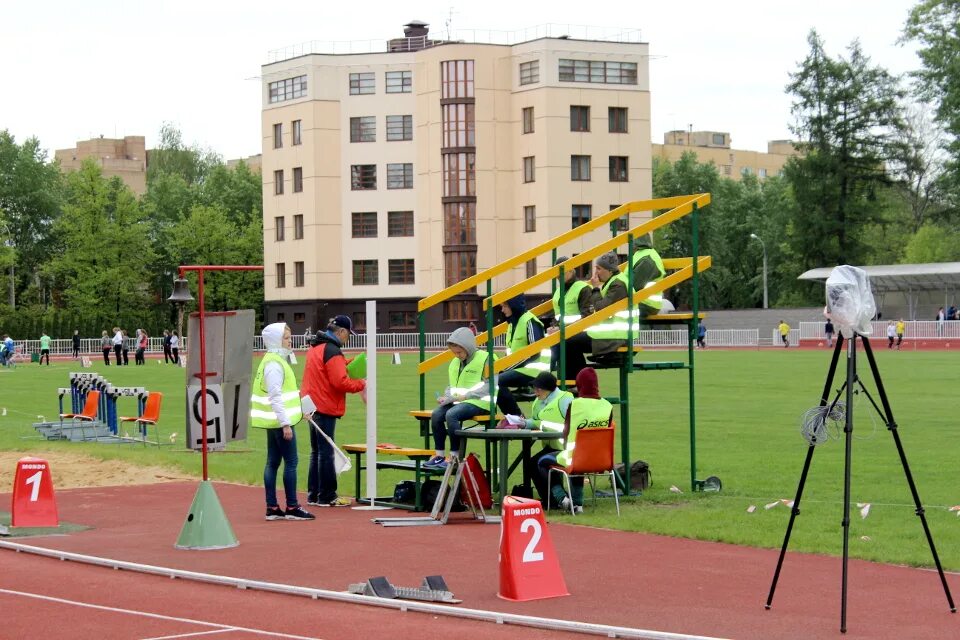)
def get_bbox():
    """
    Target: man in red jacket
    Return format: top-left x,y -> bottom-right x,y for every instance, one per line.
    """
301,315 -> 367,507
